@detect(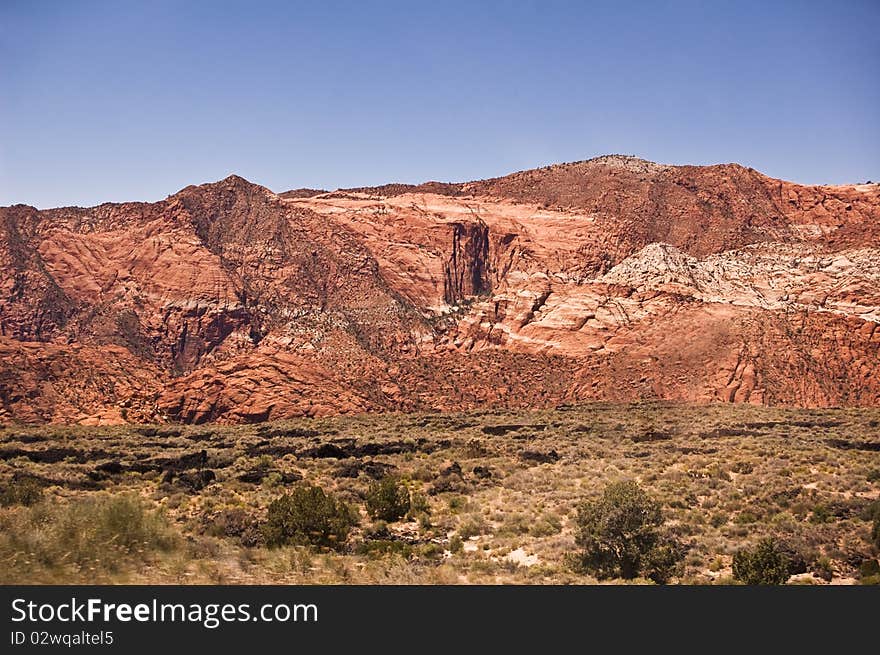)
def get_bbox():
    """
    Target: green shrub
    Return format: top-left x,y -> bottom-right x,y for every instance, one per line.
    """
530,513 -> 562,537
0,478 -> 44,507
809,505 -> 831,524
365,476 -> 411,522
263,486 -> 356,549
573,480 -> 684,584
642,540 -> 685,584
447,495 -> 466,511
355,539 -> 413,558
419,542 -> 445,560
732,538 -> 790,585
